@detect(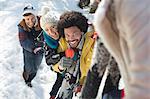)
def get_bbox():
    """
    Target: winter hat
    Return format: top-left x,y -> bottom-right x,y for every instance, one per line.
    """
40,6 -> 58,31
22,4 -> 36,16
